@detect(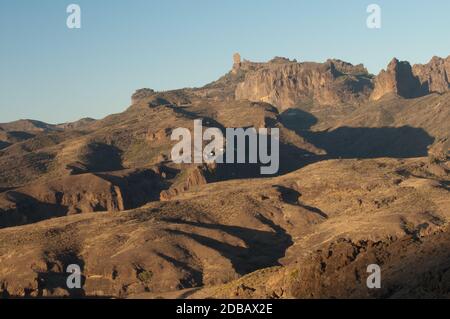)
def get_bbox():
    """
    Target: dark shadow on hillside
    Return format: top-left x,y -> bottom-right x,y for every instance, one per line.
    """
273,185 -> 300,204
280,108 -> 435,159
440,181 -> 450,191
0,187 -> 14,193
273,185 -> 329,218
7,131 -> 36,142
82,142 -> 124,172
162,214 -> 293,275
0,141 -> 11,150
211,142 -> 313,179
209,102 -> 434,179
95,168 -> 173,209
166,104 -> 226,131
212,124 -> 315,179
156,252 -> 204,288
303,126 -> 434,158
36,249 -> 86,298
0,192 -> 68,229
67,143 -> 124,175
280,108 -> 318,130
